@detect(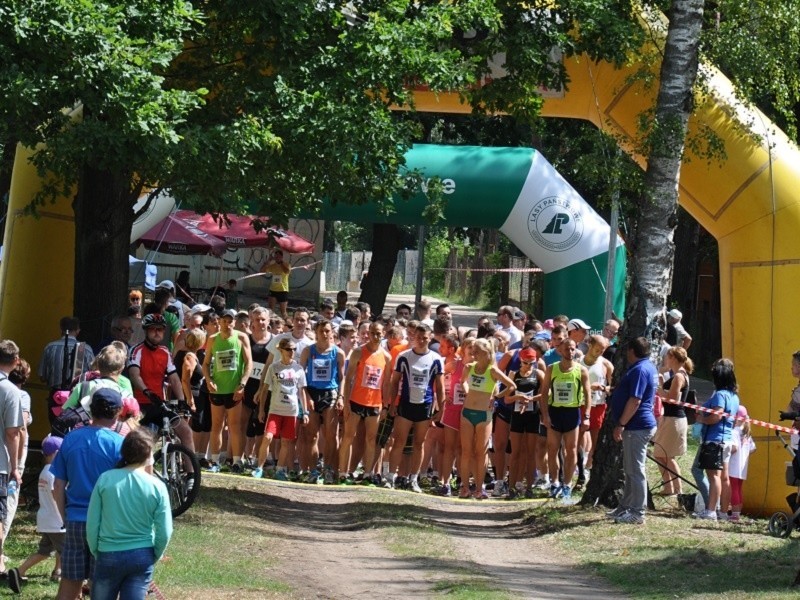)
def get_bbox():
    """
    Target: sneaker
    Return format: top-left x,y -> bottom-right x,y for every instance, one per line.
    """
49,569 -> 61,583
323,470 -> 335,485
8,567 -> 25,594
439,483 -> 452,497
410,479 -> 422,493
615,511 -> 645,525
396,476 -> 409,490
492,481 -> 507,497
605,506 -> 627,519
231,463 -> 243,475
717,511 -> 729,522
560,485 -> 572,501
207,463 -> 220,473
307,469 -> 321,484
524,488 -> 535,499
251,467 -> 264,479
383,478 -> 394,489
548,484 -> 561,499
534,477 -> 550,490
697,509 -> 718,521
274,470 -> 289,481
198,457 -> 211,469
